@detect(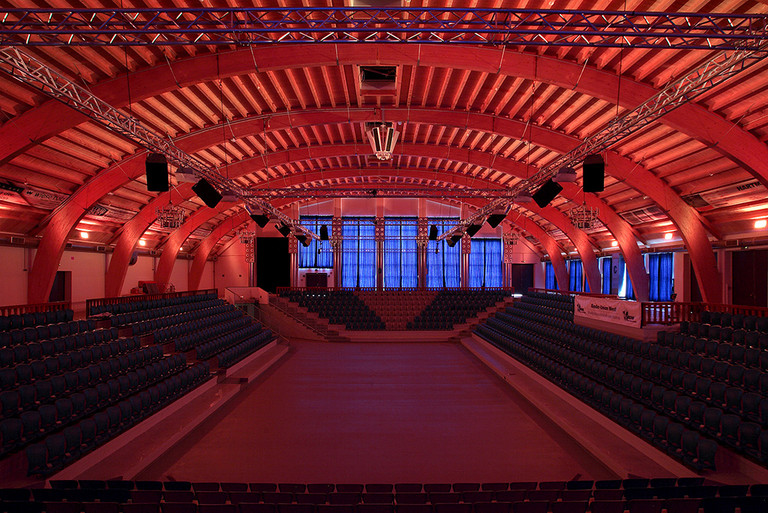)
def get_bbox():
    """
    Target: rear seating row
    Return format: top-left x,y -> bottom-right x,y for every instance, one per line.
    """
1,318 -> 95,349
89,294 -> 218,316
0,308 -> 74,333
